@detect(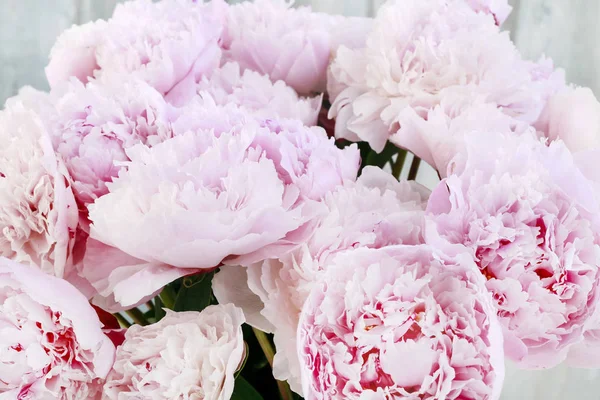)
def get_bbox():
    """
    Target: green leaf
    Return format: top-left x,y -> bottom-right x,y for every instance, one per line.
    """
362,141 -> 399,170
154,296 -> 166,322
173,271 -> 215,313
231,376 -> 264,400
